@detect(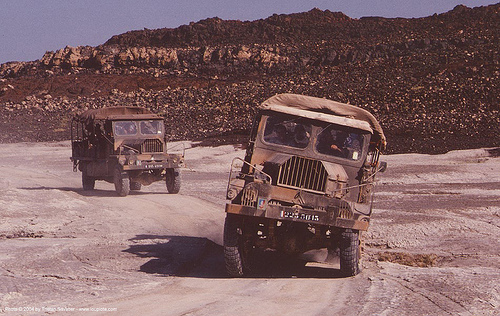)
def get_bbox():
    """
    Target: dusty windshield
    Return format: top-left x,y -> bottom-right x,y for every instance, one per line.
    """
263,116 -> 311,149
114,121 -> 138,136
114,120 -> 164,136
316,125 -> 364,160
140,120 -> 164,135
